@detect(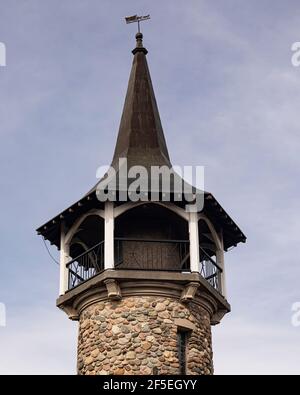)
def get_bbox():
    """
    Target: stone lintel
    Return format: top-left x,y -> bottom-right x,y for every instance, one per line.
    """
174,318 -> 196,332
